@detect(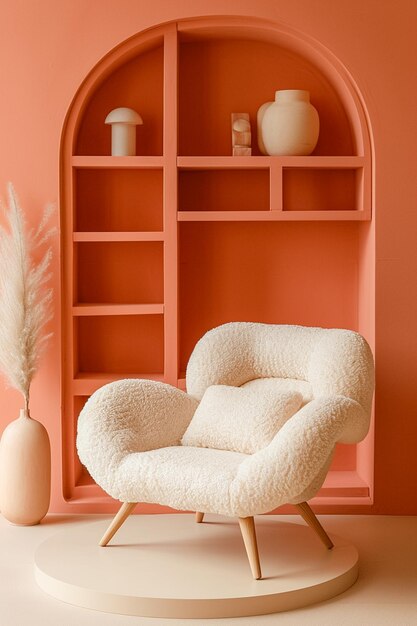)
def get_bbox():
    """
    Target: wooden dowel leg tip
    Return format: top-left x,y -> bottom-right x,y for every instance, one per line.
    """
99,502 -> 136,547
296,501 -> 334,550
